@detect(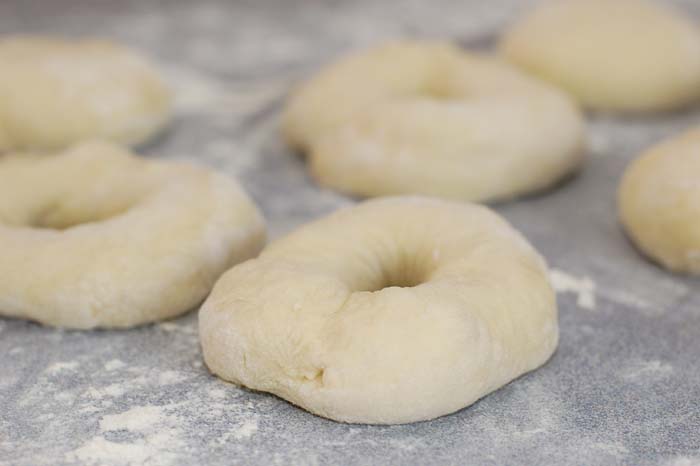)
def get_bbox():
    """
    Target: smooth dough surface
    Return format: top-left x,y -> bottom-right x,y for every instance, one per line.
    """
200,197 -> 558,424
500,0 -> 700,112
283,41 -> 585,202
619,128 -> 700,274
0,141 -> 266,328
0,36 -> 171,152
